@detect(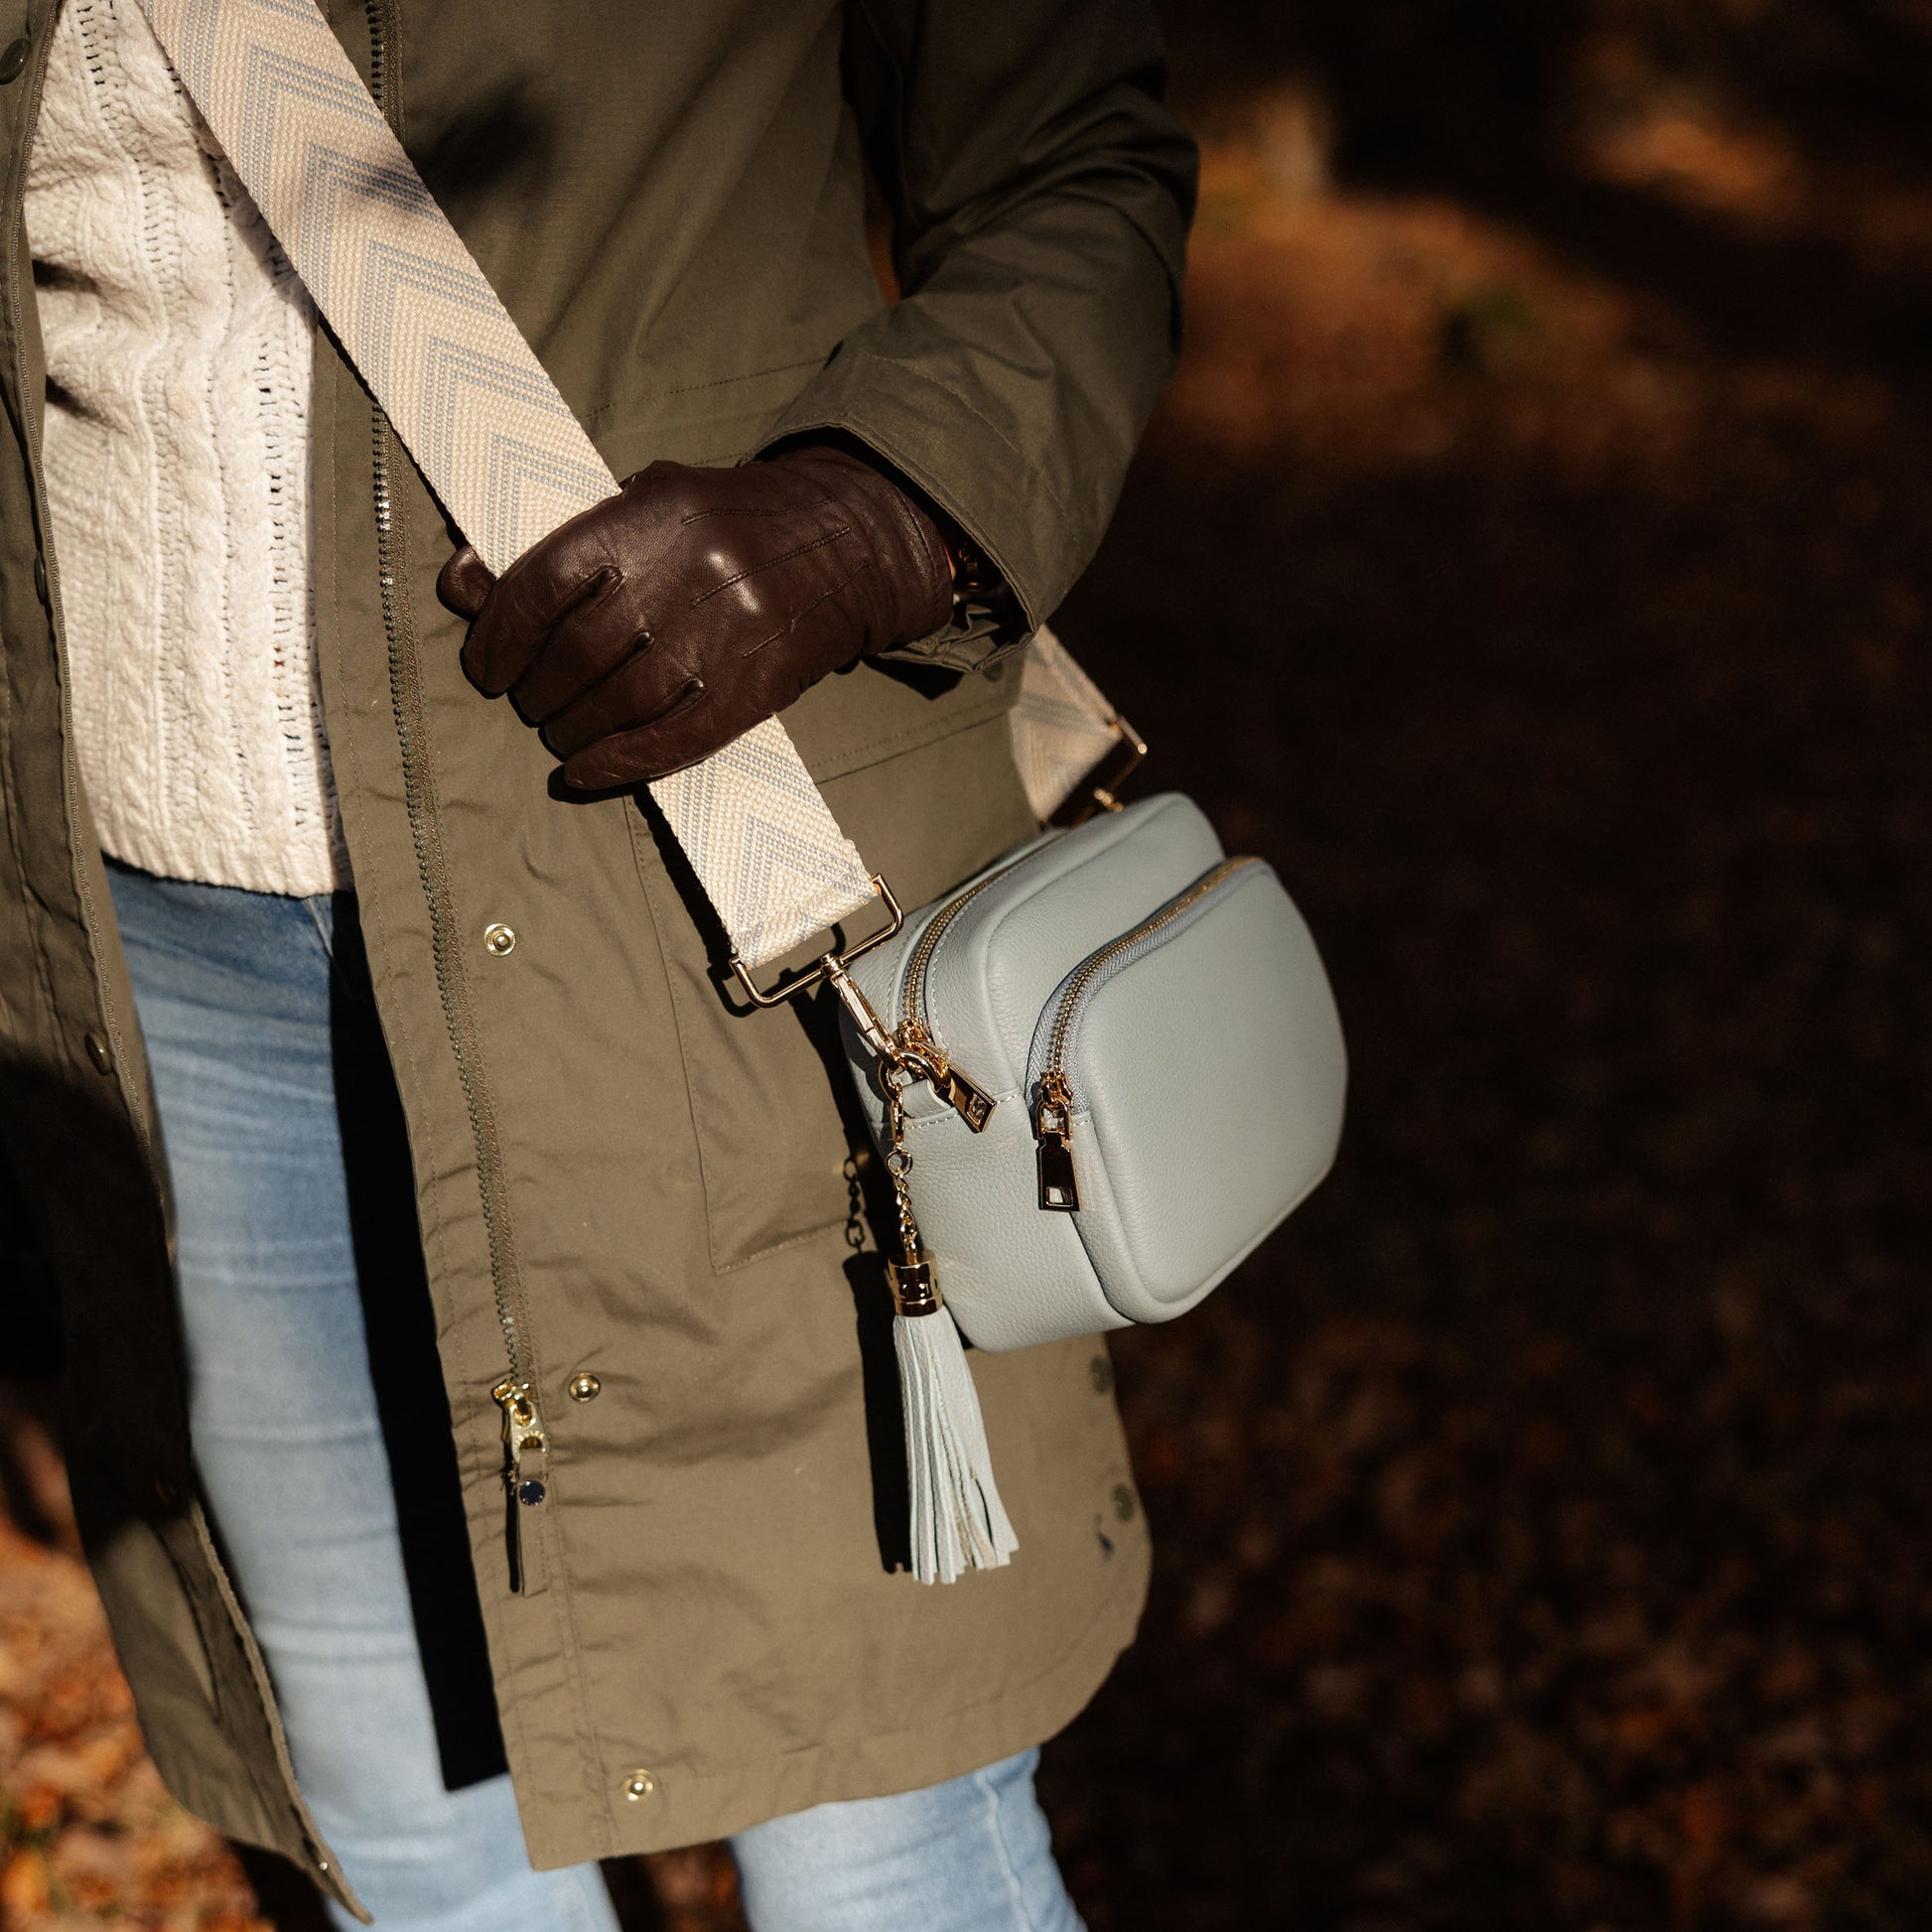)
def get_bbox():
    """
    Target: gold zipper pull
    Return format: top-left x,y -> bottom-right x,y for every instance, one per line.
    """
492,1377 -> 547,1469
894,1021 -> 998,1133
1034,1073 -> 1081,1212
492,1378 -> 549,1594
933,1062 -> 997,1133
